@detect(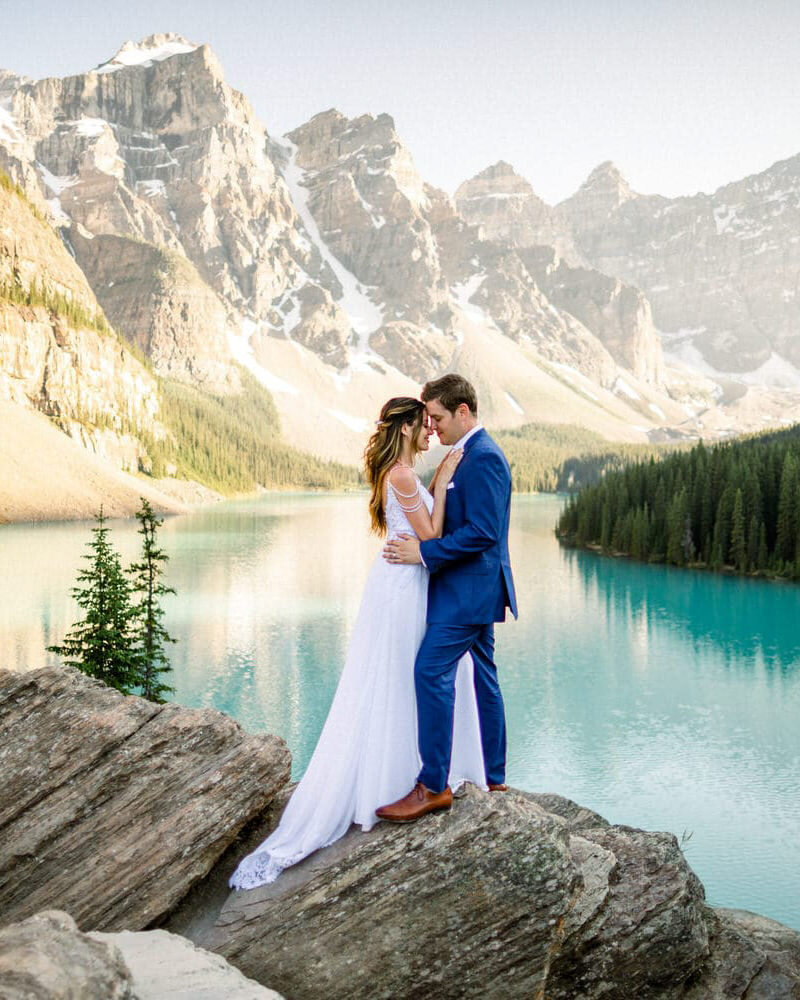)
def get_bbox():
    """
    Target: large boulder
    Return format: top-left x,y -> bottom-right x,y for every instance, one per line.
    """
209,786 -> 709,999
0,910 -> 134,999
684,908 -> 800,999
0,667 -> 291,931
209,787 -> 800,1000
90,926 -> 284,999
0,909 -> 284,1000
